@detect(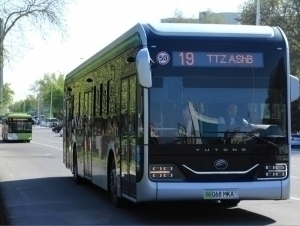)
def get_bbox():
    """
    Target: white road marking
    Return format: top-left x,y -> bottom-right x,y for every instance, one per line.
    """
291,176 -> 299,178
31,141 -> 62,151
34,135 -> 63,143
291,197 -> 300,201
